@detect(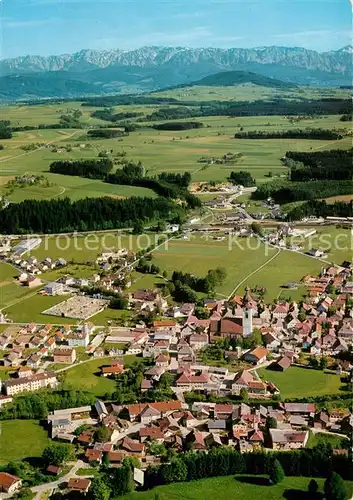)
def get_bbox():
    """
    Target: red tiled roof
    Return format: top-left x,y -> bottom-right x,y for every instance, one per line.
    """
0,472 -> 20,490
126,400 -> 182,417
102,365 -> 124,375
122,438 -> 145,453
153,320 -> 176,328
108,451 -> 124,462
68,478 -> 91,491
140,427 -> 164,439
